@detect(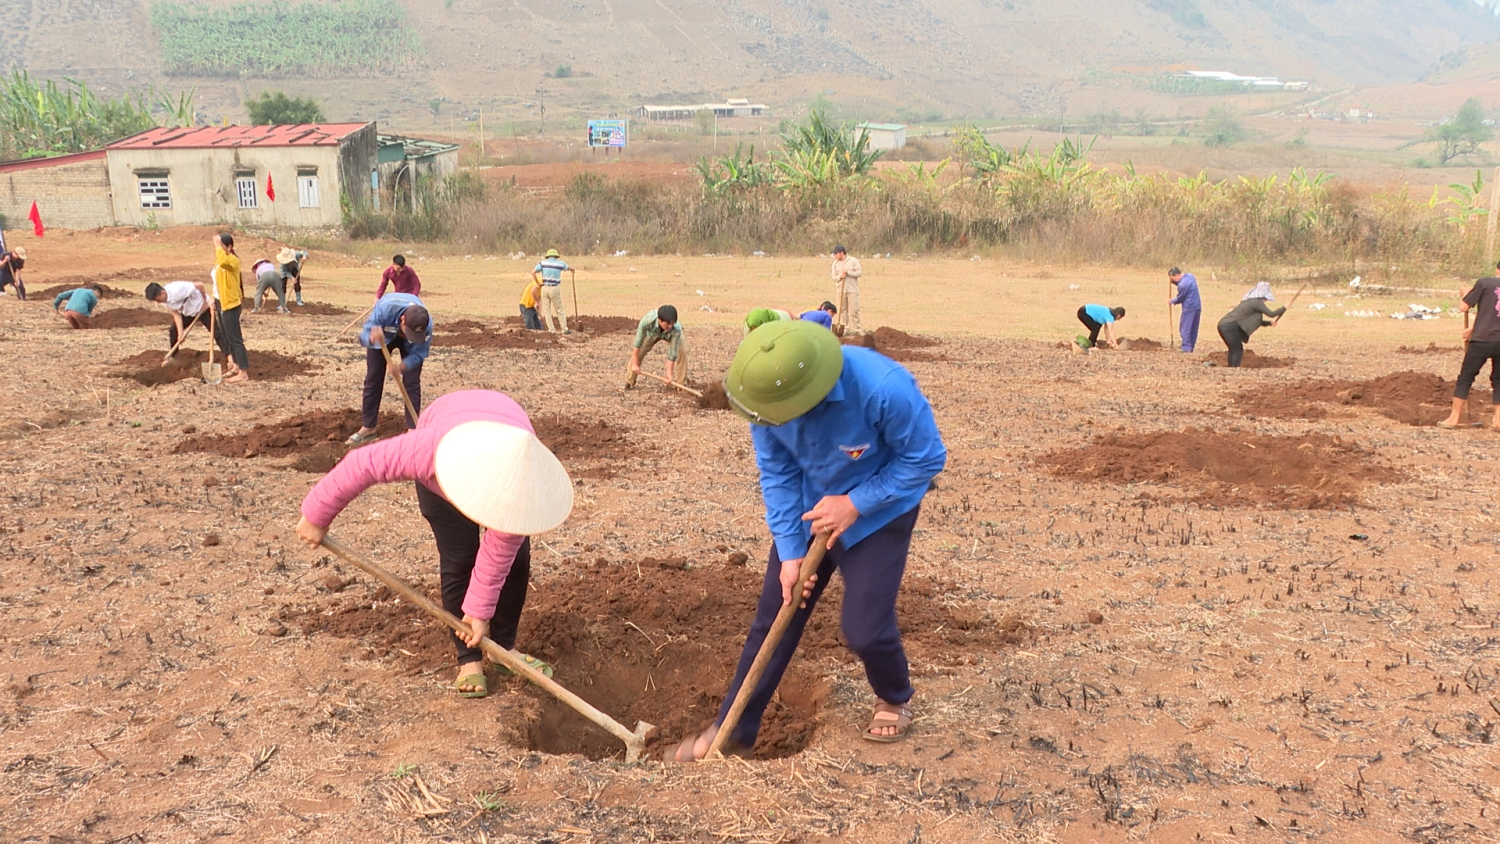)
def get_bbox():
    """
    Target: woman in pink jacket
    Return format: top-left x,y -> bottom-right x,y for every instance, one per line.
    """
295,390 -> 573,698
